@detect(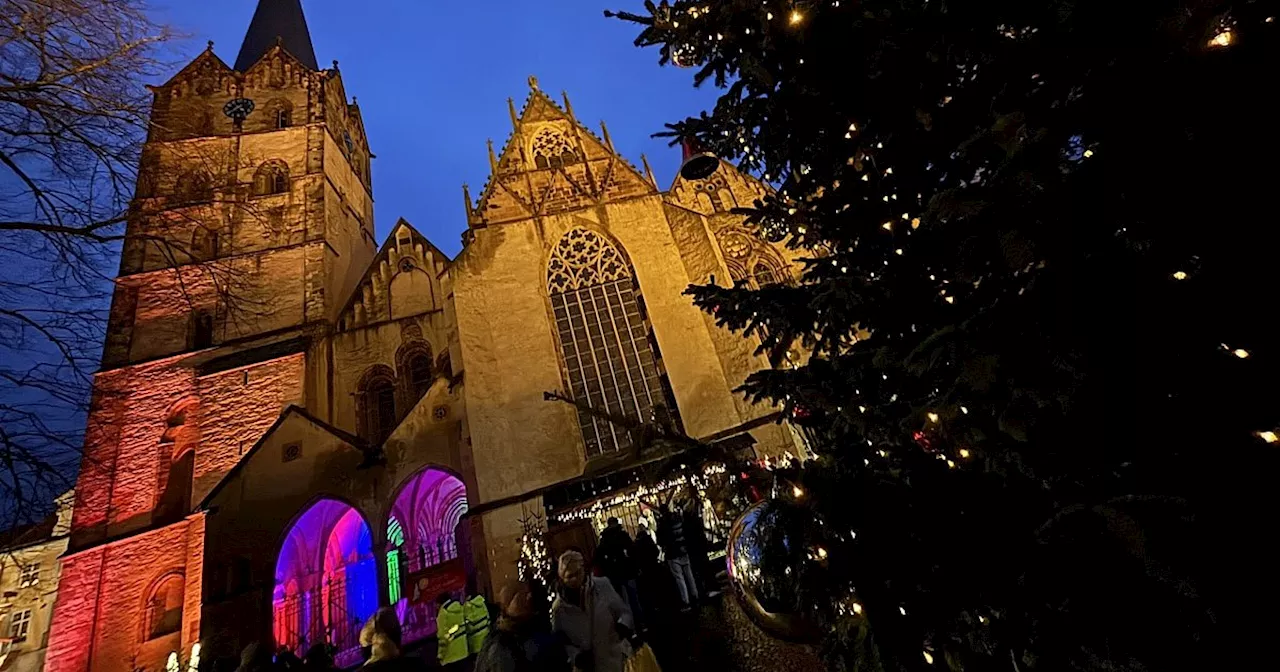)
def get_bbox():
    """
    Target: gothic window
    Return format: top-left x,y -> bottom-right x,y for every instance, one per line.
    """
191,226 -> 217,261
191,311 -> 215,349
266,99 -> 293,129
253,161 -> 289,196
547,228 -> 666,458
358,365 -> 398,444
144,573 -> 185,640
752,262 -> 781,287
397,341 -> 434,413
532,128 -> 581,170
